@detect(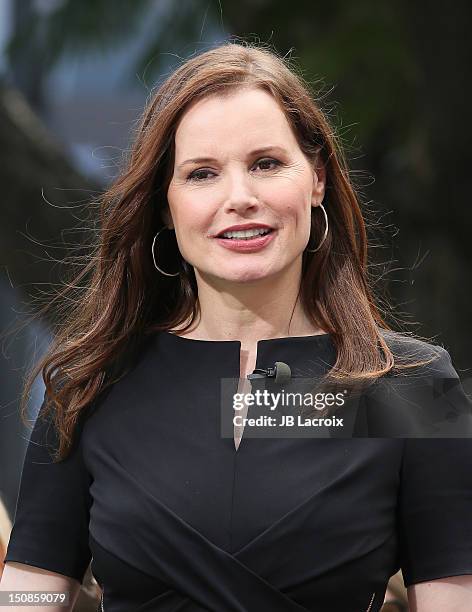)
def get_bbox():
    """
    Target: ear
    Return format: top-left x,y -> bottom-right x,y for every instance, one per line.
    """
161,206 -> 174,229
311,153 -> 326,207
